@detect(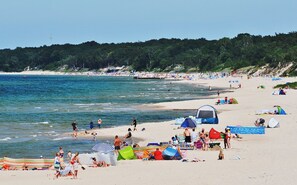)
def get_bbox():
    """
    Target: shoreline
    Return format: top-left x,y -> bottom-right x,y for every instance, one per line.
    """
1,75 -> 297,184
